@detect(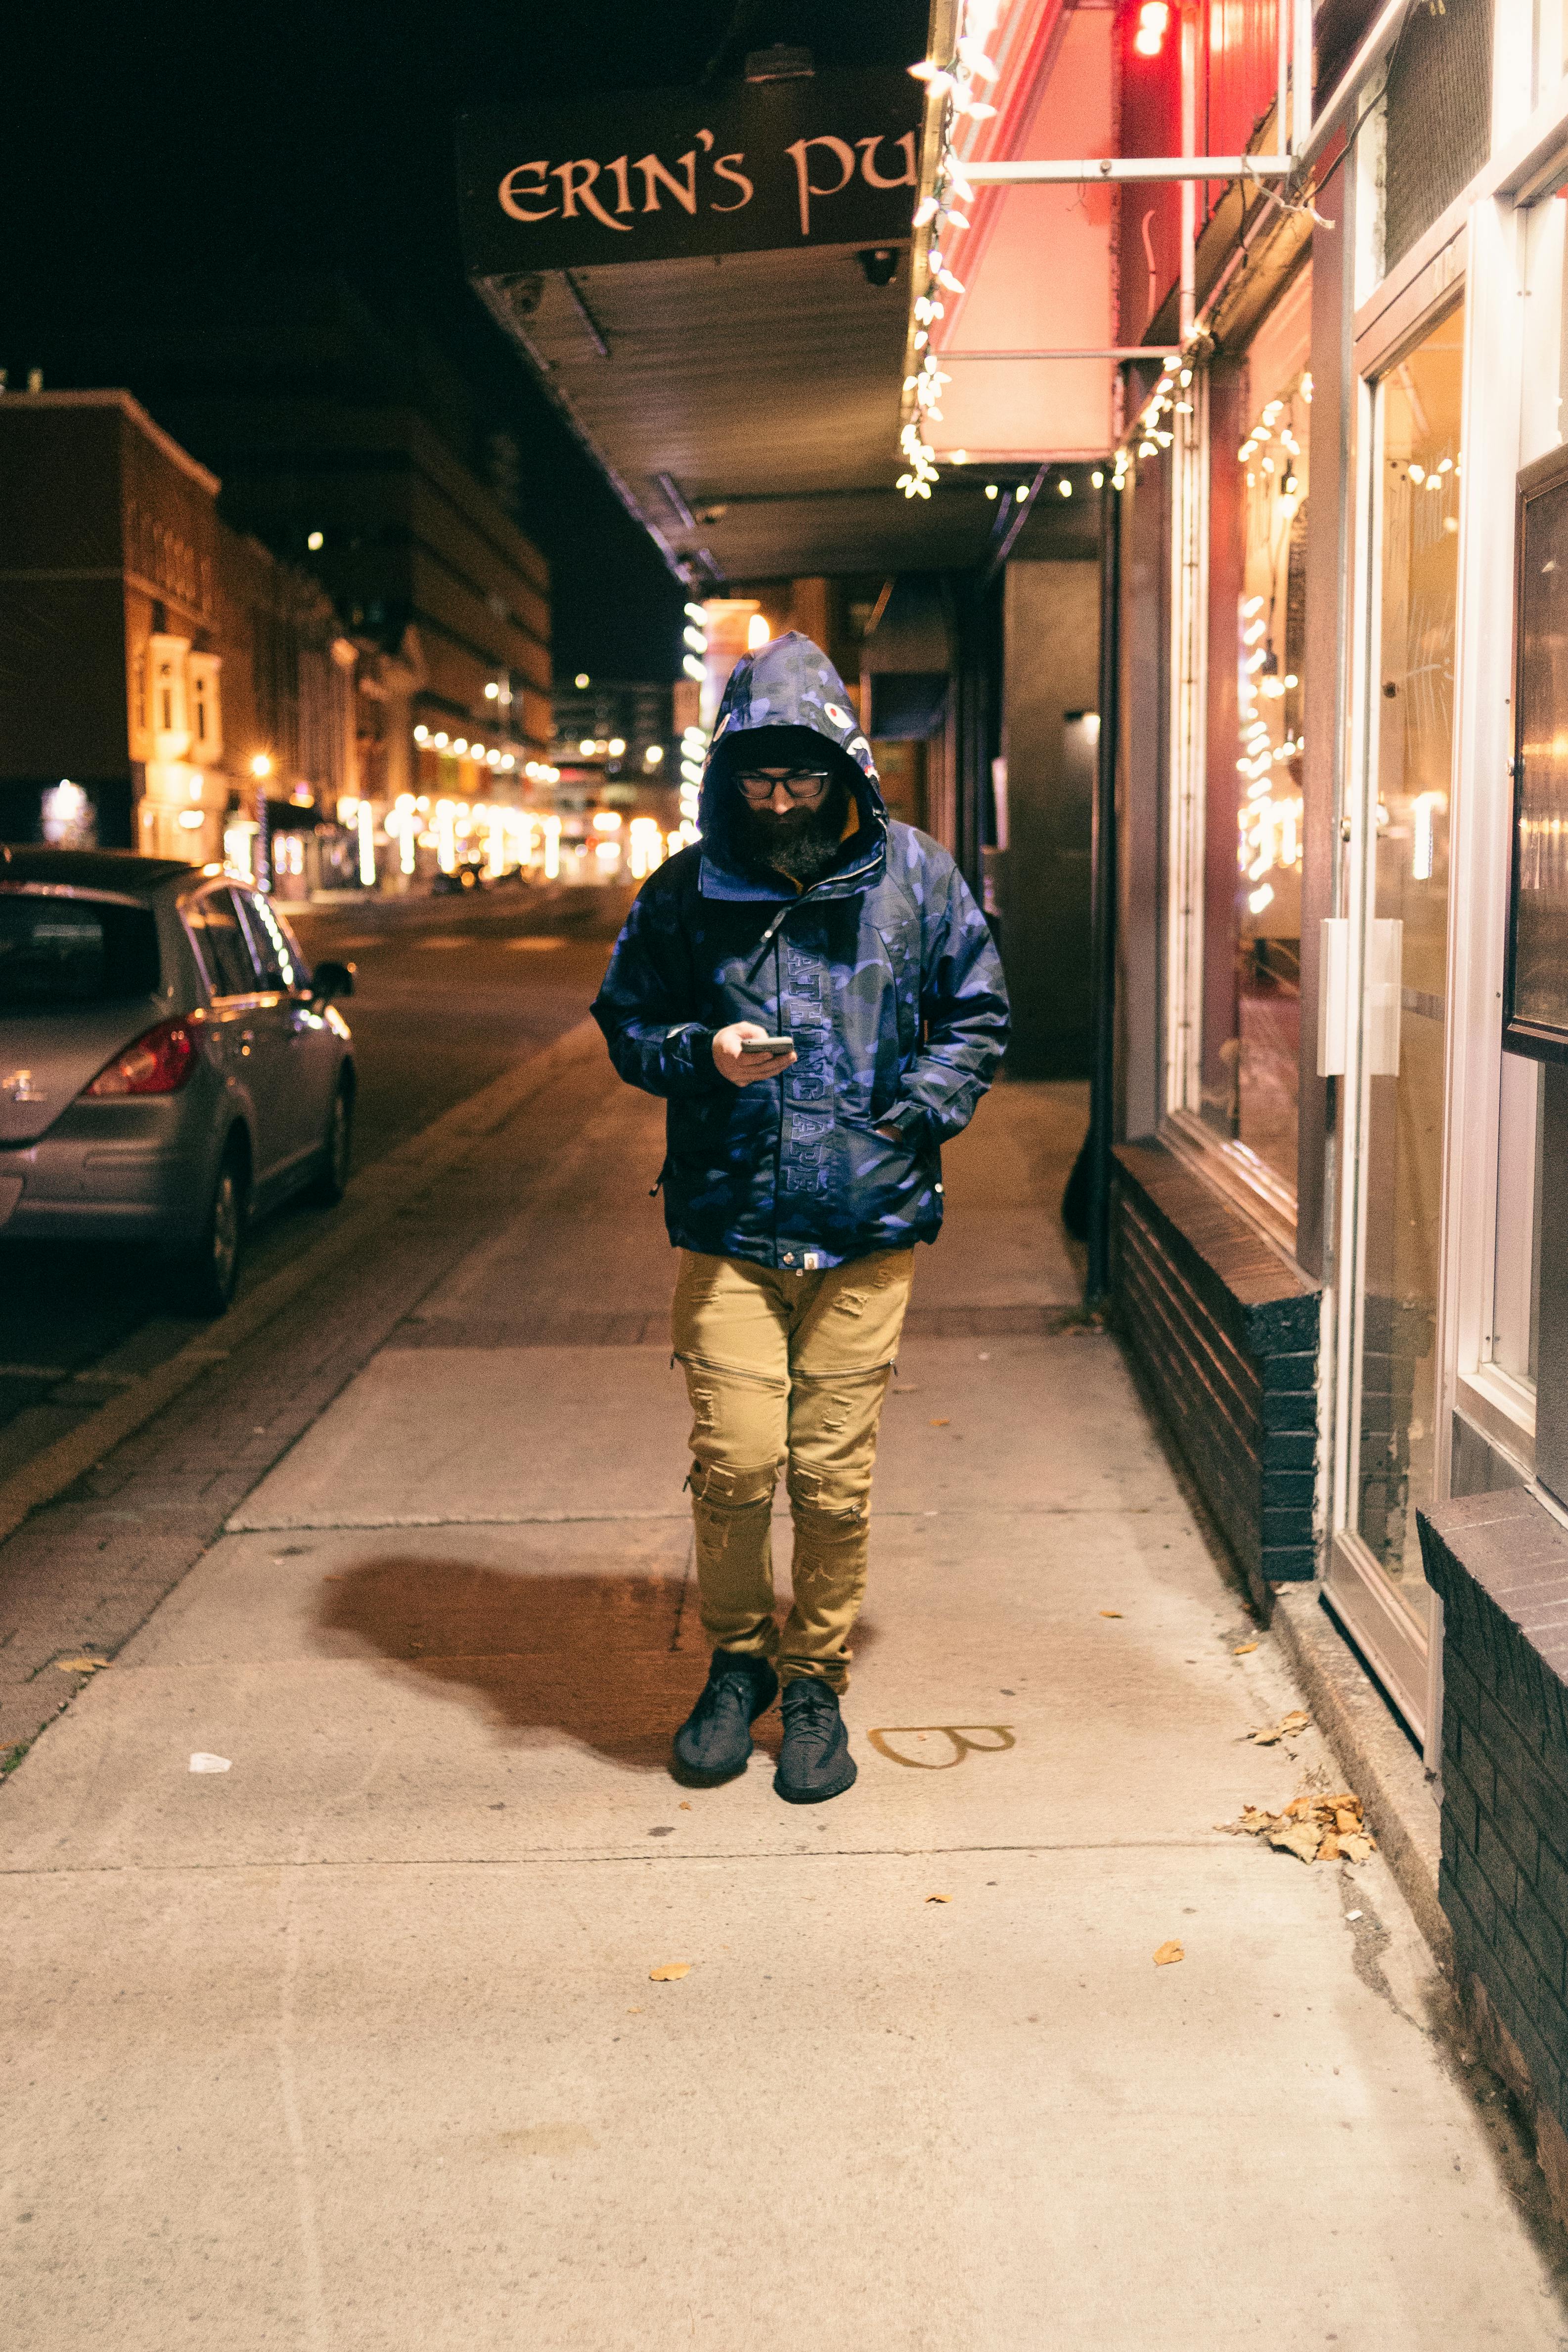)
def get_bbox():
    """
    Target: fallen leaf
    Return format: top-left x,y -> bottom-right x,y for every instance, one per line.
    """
1318,1833 -> 1343,1862
1283,1796 -> 1316,1818
627,2007 -> 644,2015
54,1655 -> 106,1674
1099,1609 -> 1124,1619
1334,1806 -> 1360,1835
1268,1821 -> 1324,1864
678,1801 -> 692,1811
188,1753 -> 231,1774
926,1894 -> 952,1904
1233,1641 -> 1259,1656
1250,1707 -> 1311,1744
1339,1832 -> 1375,1863
648,1963 -> 691,1982
930,1418 -> 951,1427
1153,1940 -> 1184,1966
